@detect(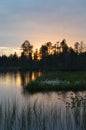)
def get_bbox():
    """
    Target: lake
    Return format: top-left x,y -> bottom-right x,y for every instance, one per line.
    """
0,71 -> 86,130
